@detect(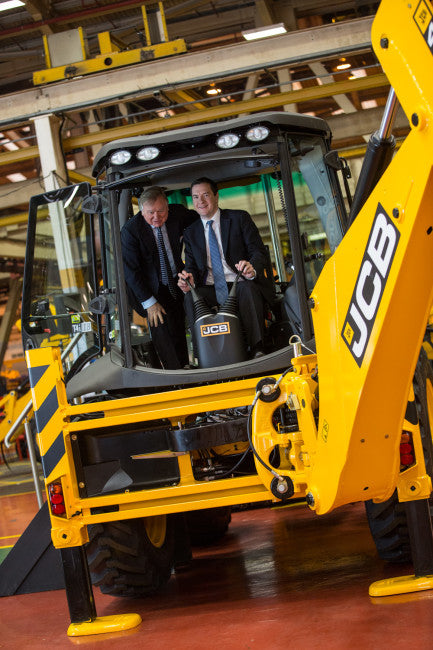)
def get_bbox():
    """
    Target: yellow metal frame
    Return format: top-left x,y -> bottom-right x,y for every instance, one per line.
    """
308,0 -> 433,515
30,0 -> 433,539
33,39 -> 187,85
67,613 -> 142,637
33,3 -> 186,85
26,346 -> 274,551
0,389 -> 33,446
